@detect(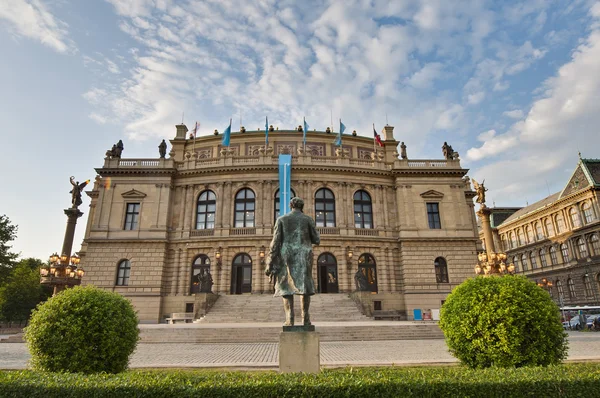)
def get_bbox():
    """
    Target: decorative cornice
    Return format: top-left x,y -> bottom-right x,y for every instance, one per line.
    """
121,189 -> 147,199
420,189 -> 445,199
